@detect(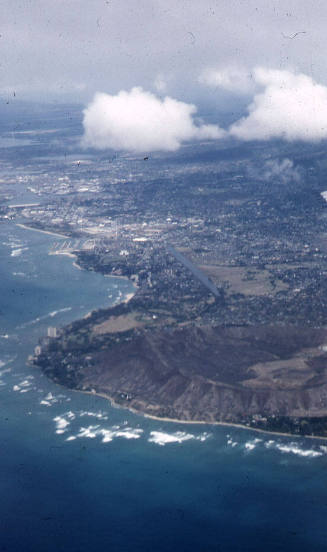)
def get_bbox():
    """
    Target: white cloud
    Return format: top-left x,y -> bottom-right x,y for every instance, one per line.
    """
199,67 -> 255,94
230,68 -> 327,141
82,87 -> 225,153
153,74 -> 168,93
262,159 -> 301,184
247,158 -> 302,184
